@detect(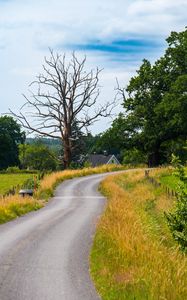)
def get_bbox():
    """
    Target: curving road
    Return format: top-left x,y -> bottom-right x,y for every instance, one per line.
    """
0,173 -> 110,300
